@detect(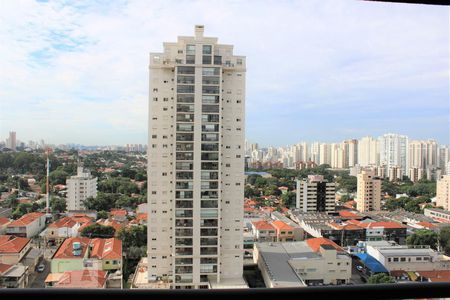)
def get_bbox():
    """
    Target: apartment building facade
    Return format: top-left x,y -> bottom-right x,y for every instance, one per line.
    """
66,167 -> 98,211
147,25 -> 246,289
356,170 -> 382,212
